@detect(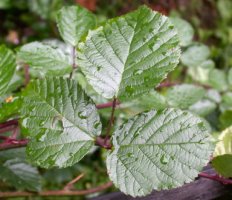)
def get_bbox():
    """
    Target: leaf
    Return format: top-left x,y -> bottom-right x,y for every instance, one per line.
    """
219,110 -> 232,129
0,159 -> 41,191
21,77 -> 102,168
189,99 -> 216,117
209,69 -> 228,91
228,68 -> 232,88
0,45 -> 16,96
78,5 -> 181,100
170,17 -> 194,47
56,5 -> 96,46
181,44 -> 210,67
0,148 -> 26,163
212,126 -> 232,177
17,41 -> 72,76
0,95 -> 22,122
107,108 -> 213,197
166,84 -> 205,109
